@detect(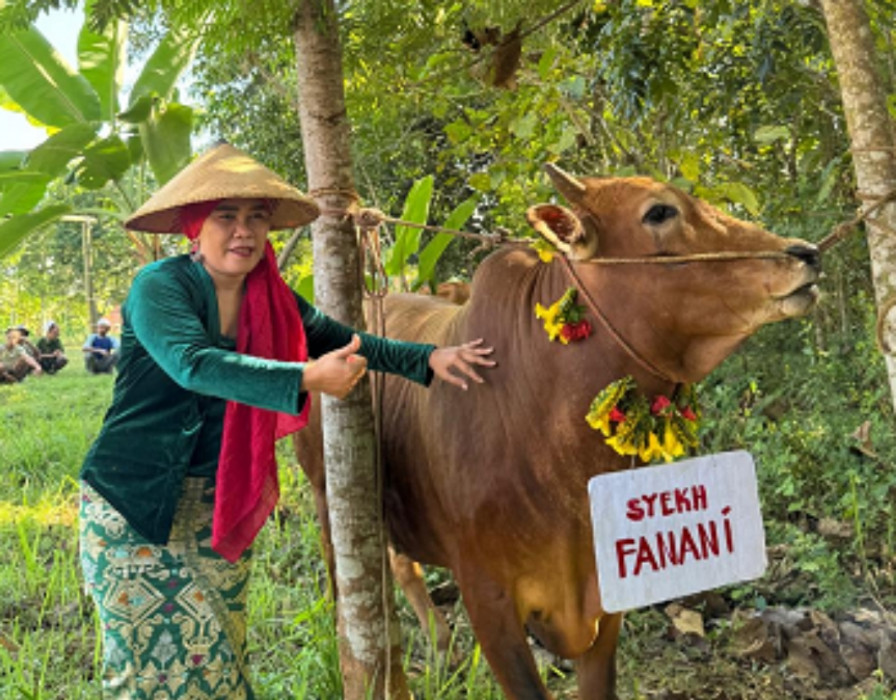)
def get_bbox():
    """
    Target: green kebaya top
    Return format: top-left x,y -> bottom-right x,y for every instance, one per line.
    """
80,254 -> 435,544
